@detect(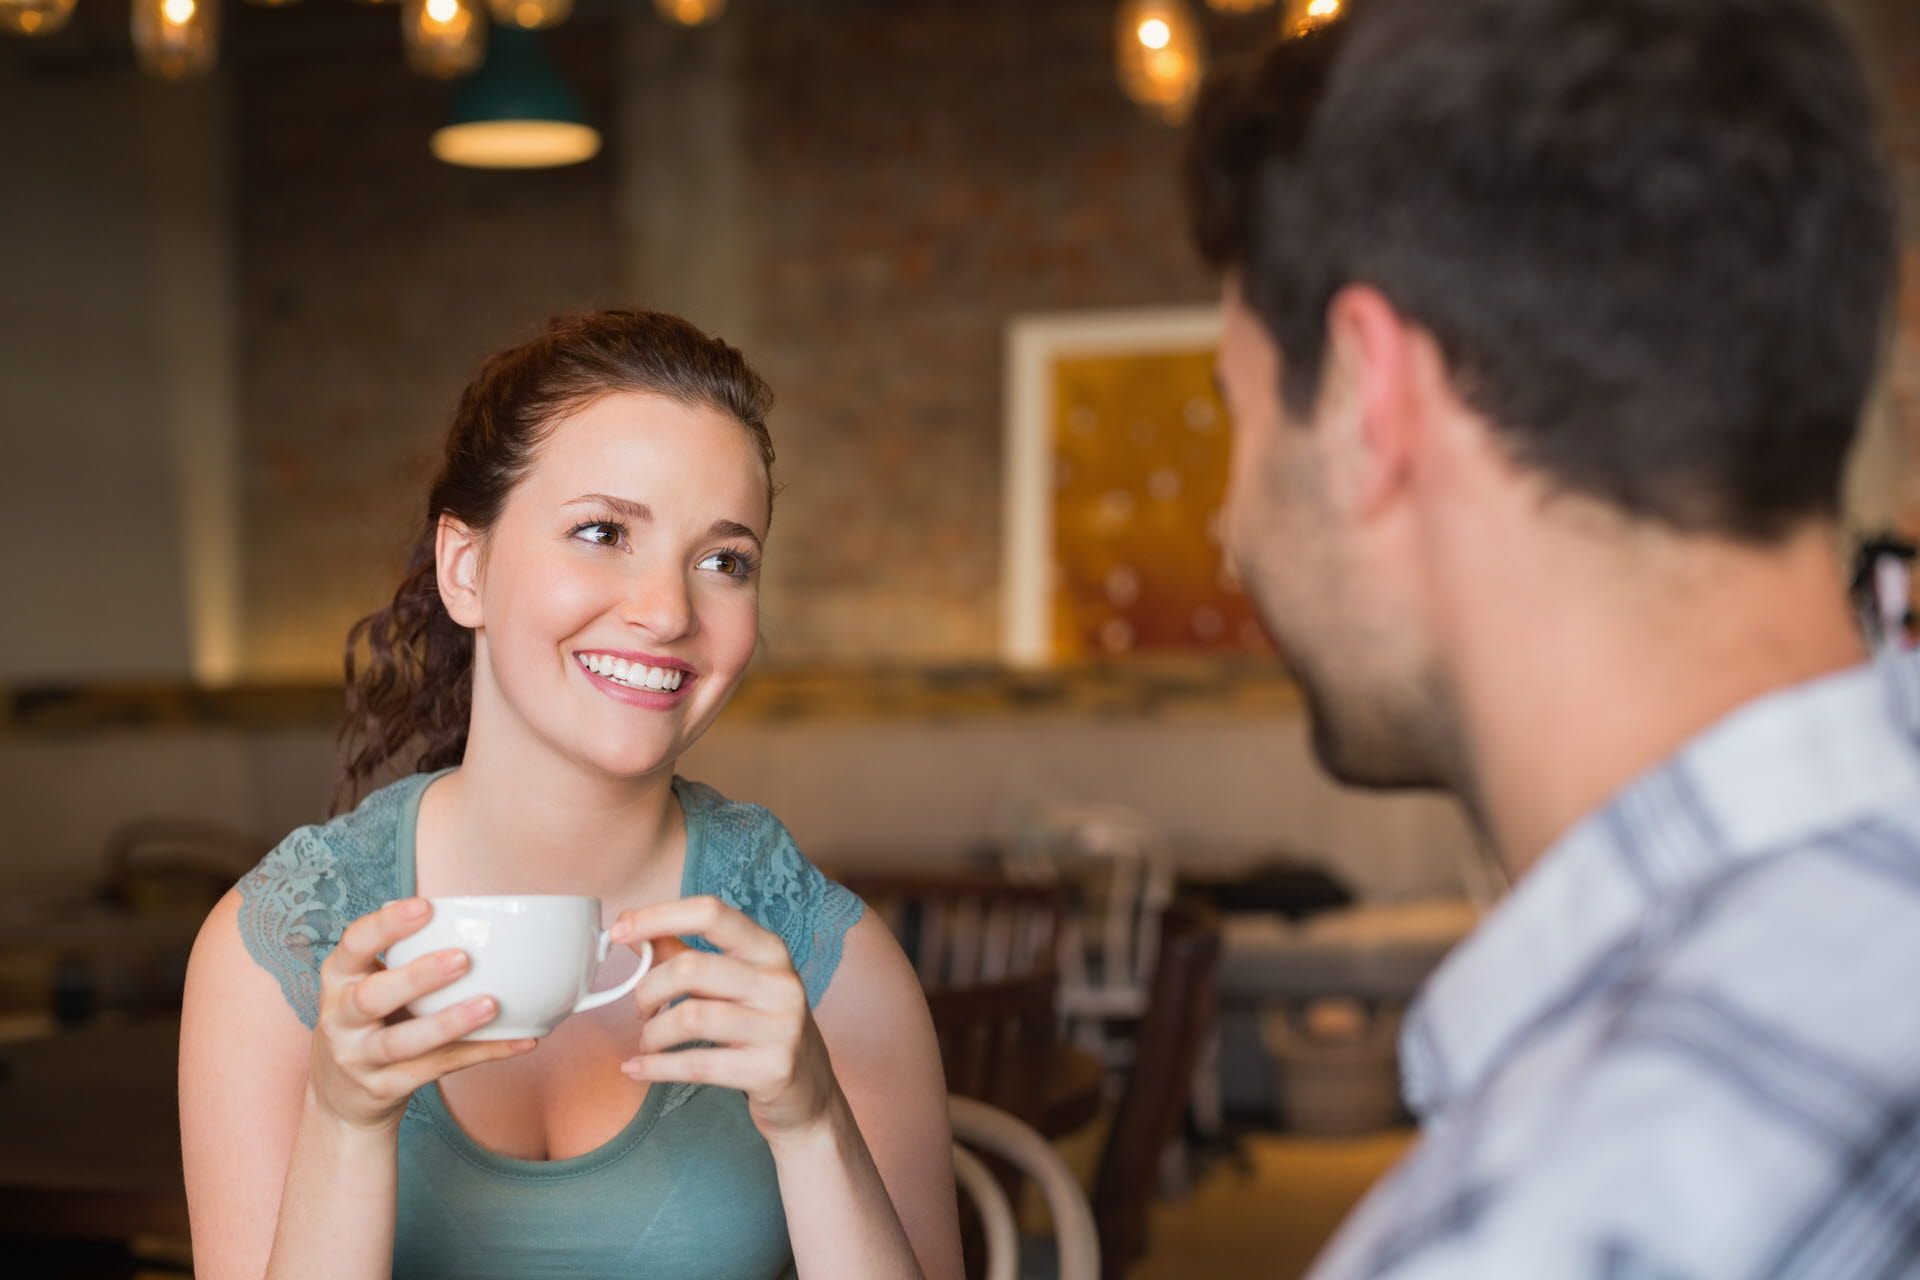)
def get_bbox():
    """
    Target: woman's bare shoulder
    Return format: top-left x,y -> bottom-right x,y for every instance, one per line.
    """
185,890 -> 313,1058
813,913 -> 930,1039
